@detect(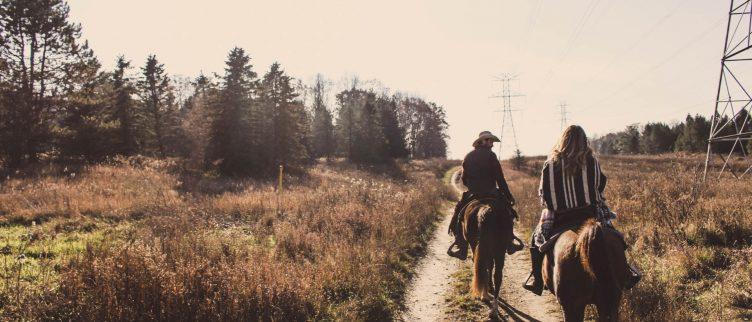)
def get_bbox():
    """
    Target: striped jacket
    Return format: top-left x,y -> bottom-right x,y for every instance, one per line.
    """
539,154 -> 606,212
